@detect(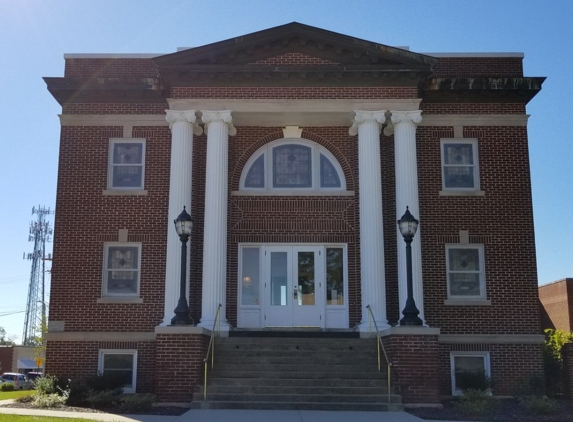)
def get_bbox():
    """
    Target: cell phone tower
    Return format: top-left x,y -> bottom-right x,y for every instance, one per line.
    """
22,206 -> 53,346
